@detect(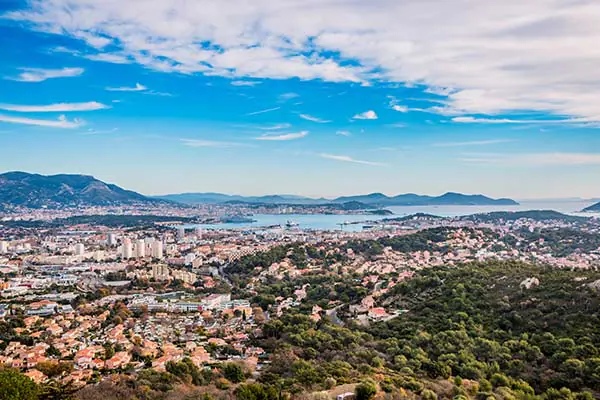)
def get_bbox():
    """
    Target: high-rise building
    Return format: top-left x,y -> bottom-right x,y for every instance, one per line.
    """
107,233 -> 117,246
151,240 -> 164,259
135,239 -> 145,258
177,226 -> 186,242
0,241 -> 8,254
195,227 -> 203,240
122,238 -> 133,259
74,243 -> 85,256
